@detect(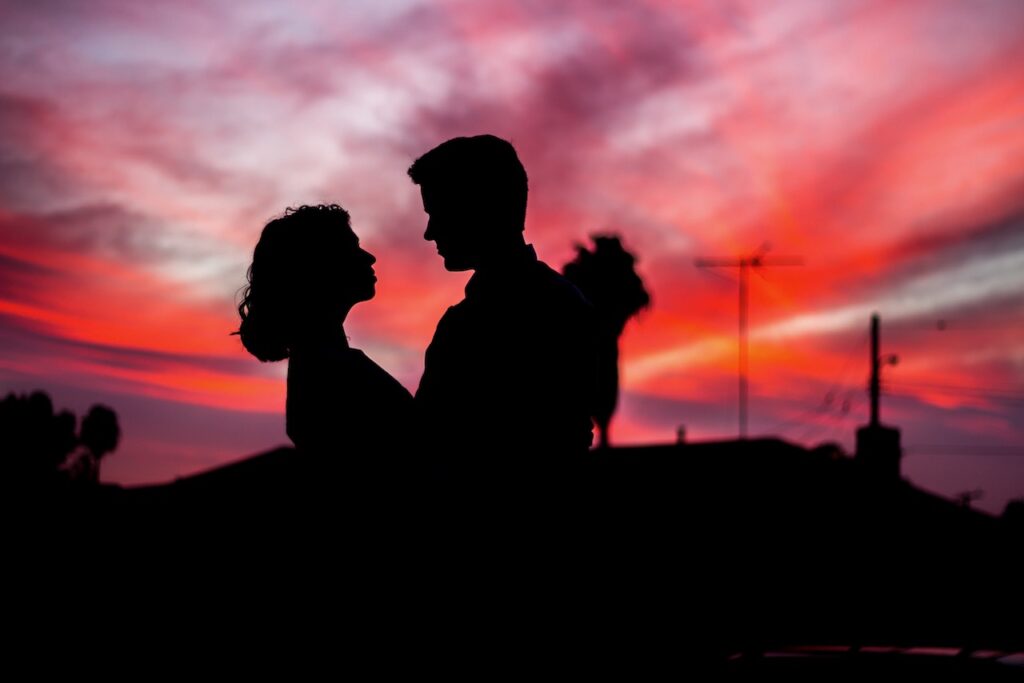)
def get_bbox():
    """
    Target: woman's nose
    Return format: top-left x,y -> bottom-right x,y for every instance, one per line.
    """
364,249 -> 376,265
